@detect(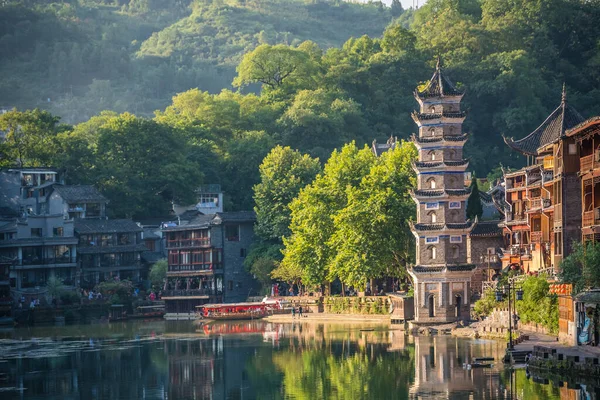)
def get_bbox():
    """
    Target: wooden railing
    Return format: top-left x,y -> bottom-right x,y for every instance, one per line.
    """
530,231 -> 542,243
582,210 -> 600,227
529,199 -> 542,210
543,157 -> 554,170
581,154 -> 594,172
